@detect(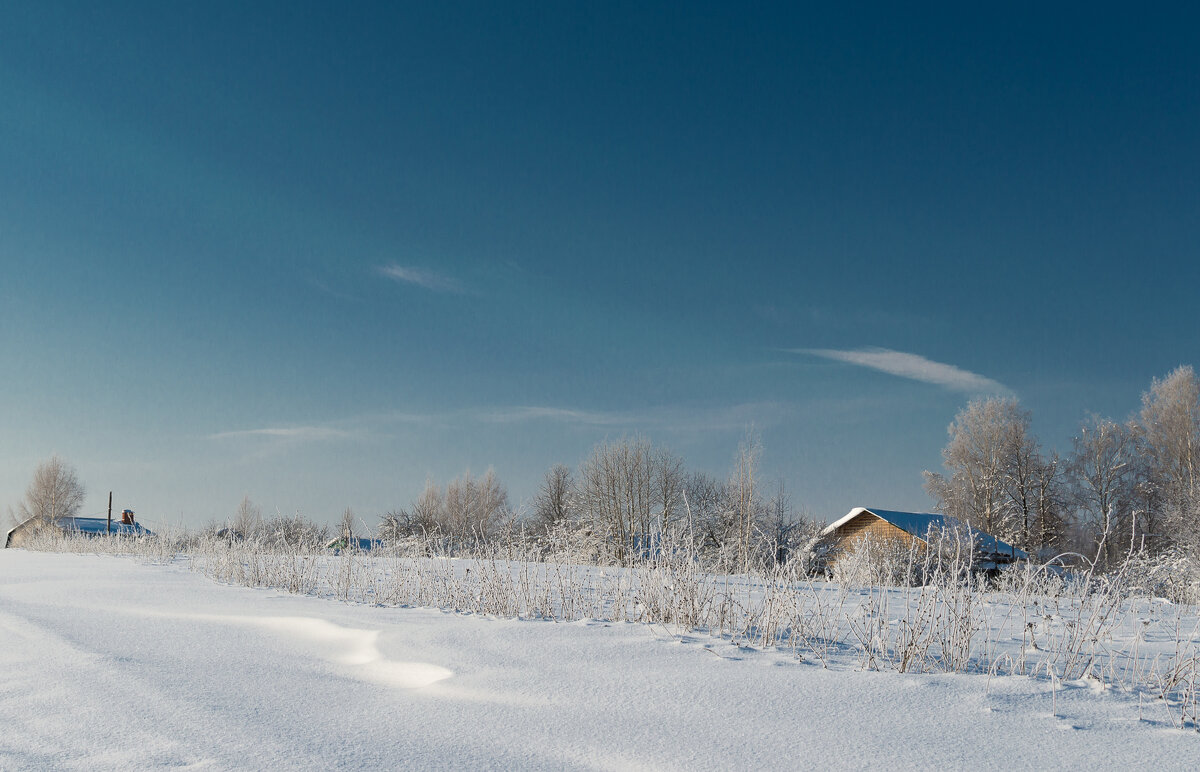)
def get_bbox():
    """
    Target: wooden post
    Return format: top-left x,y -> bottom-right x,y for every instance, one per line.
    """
107,492 -> 113,534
